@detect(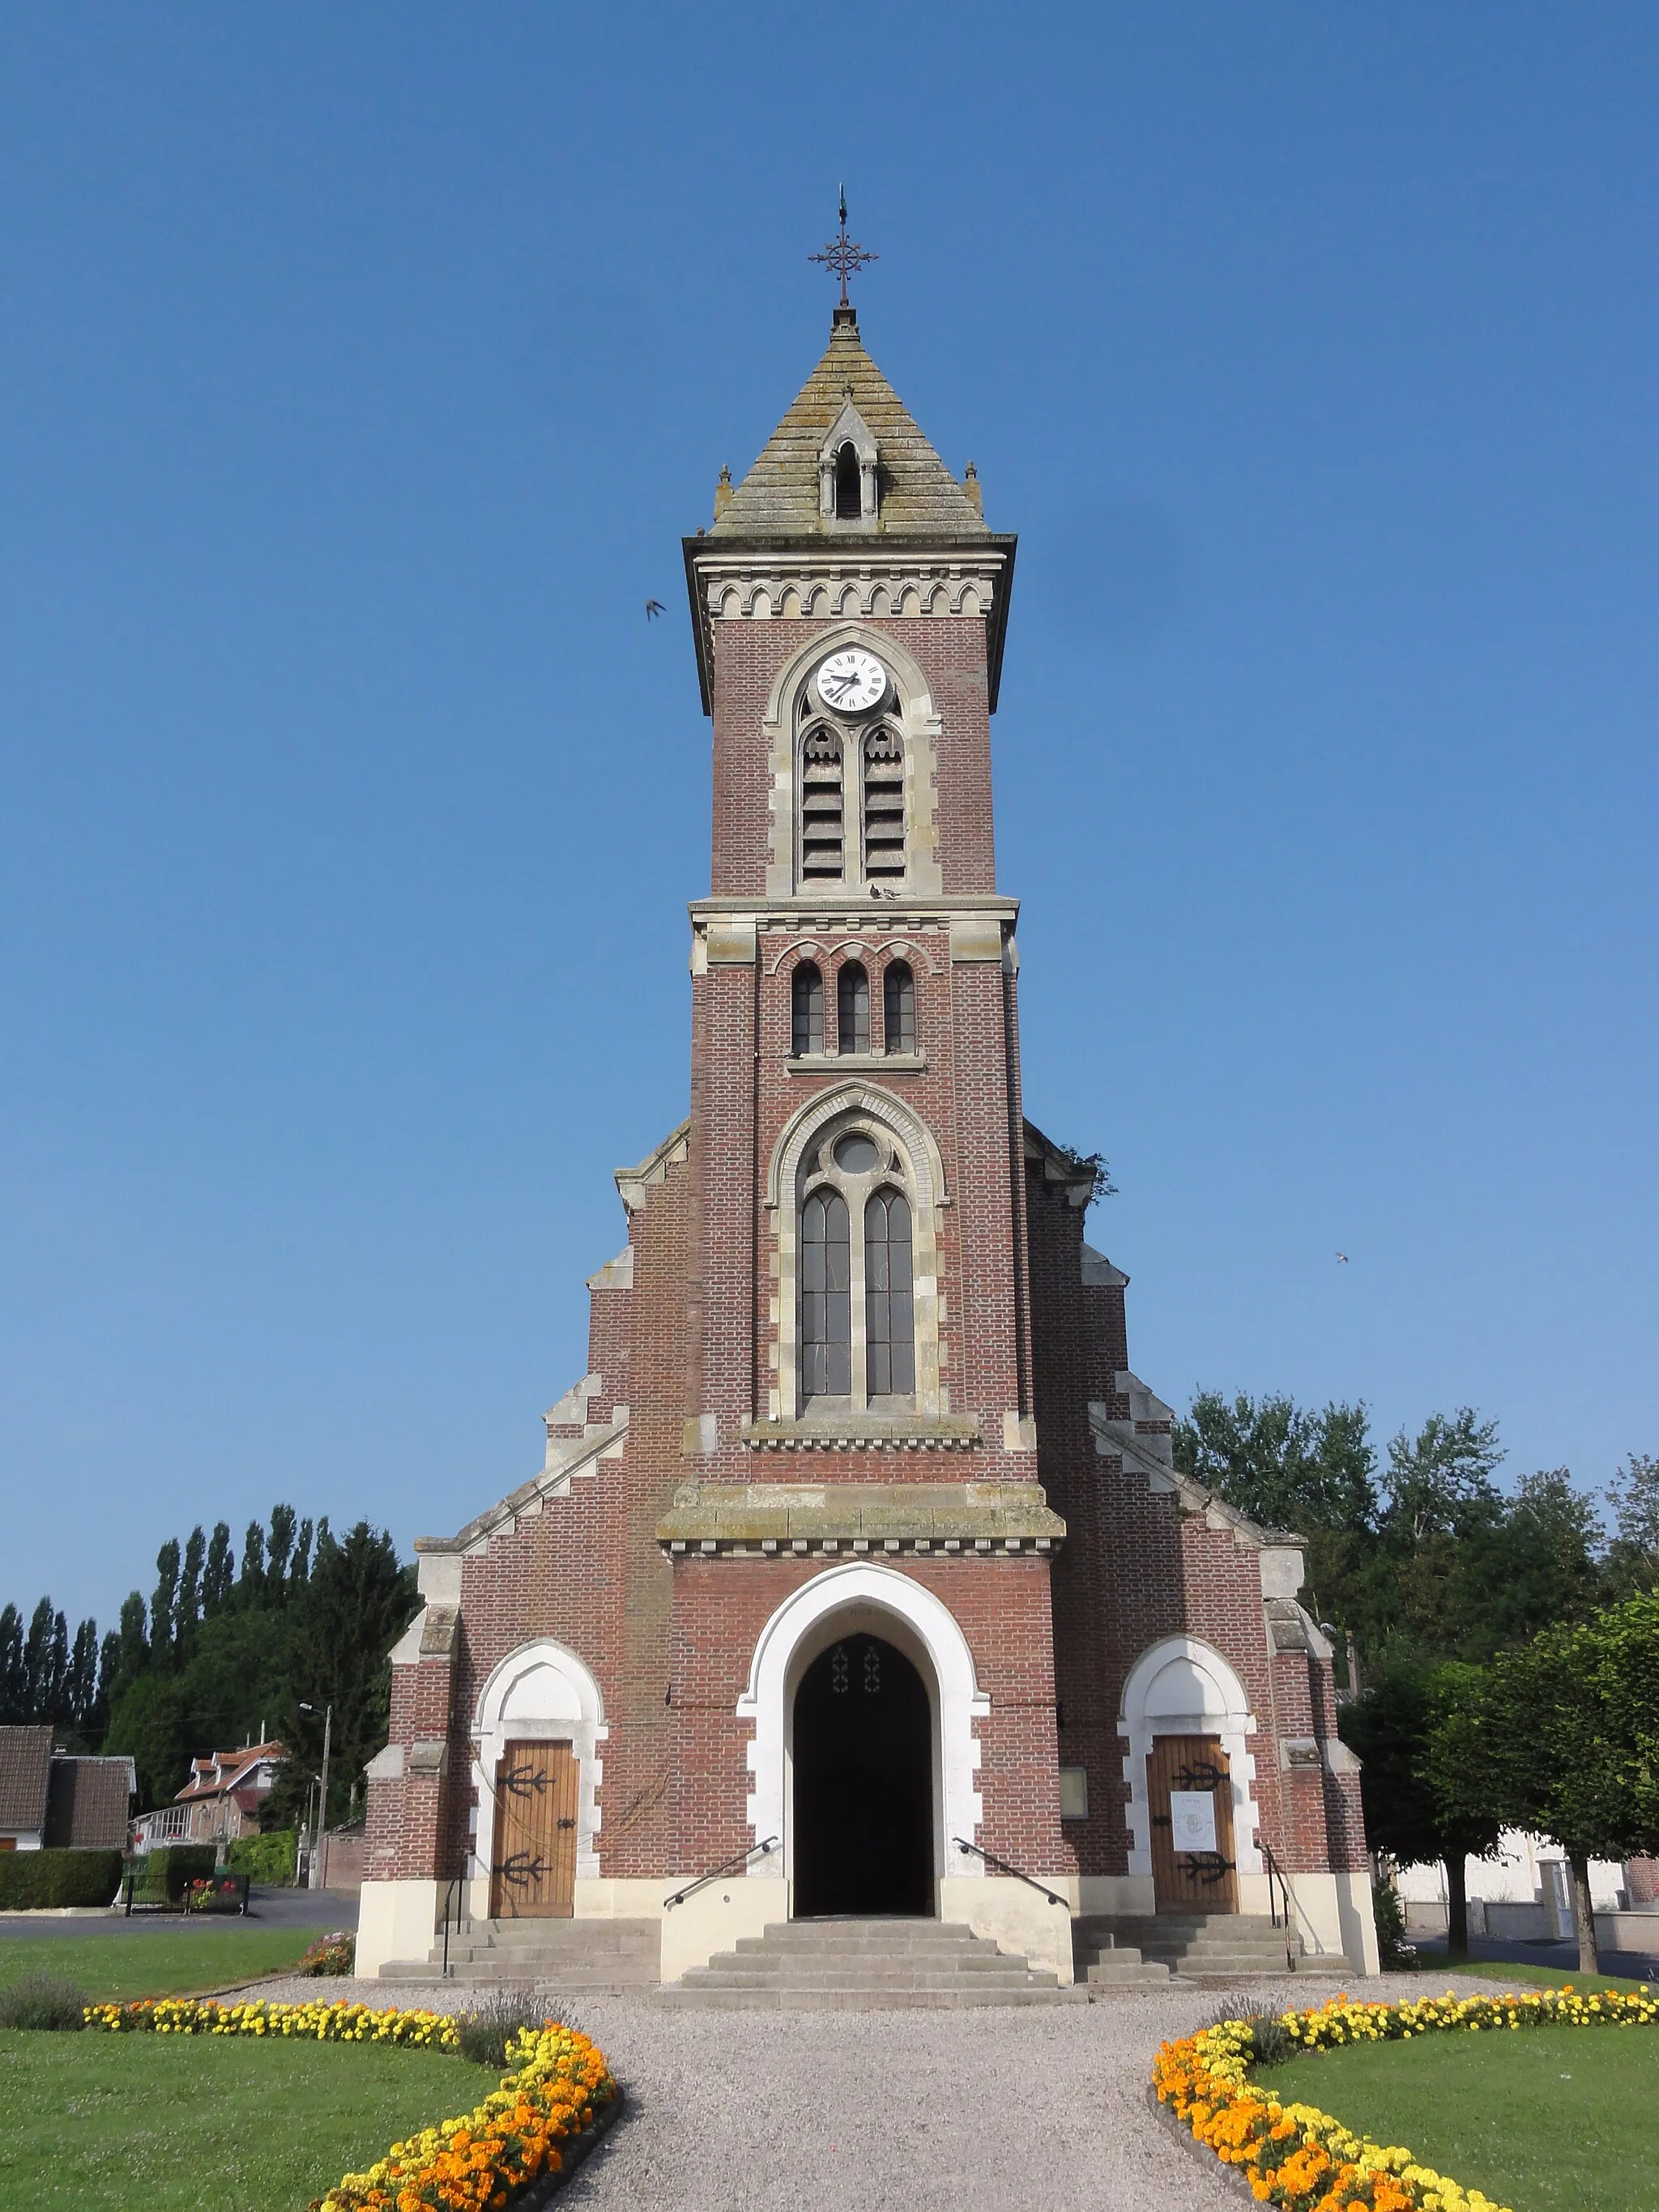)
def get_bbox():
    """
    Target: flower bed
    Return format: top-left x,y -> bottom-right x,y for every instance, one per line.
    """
1153,1986 -> 1659,2212
82,1997 -> 616,2208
